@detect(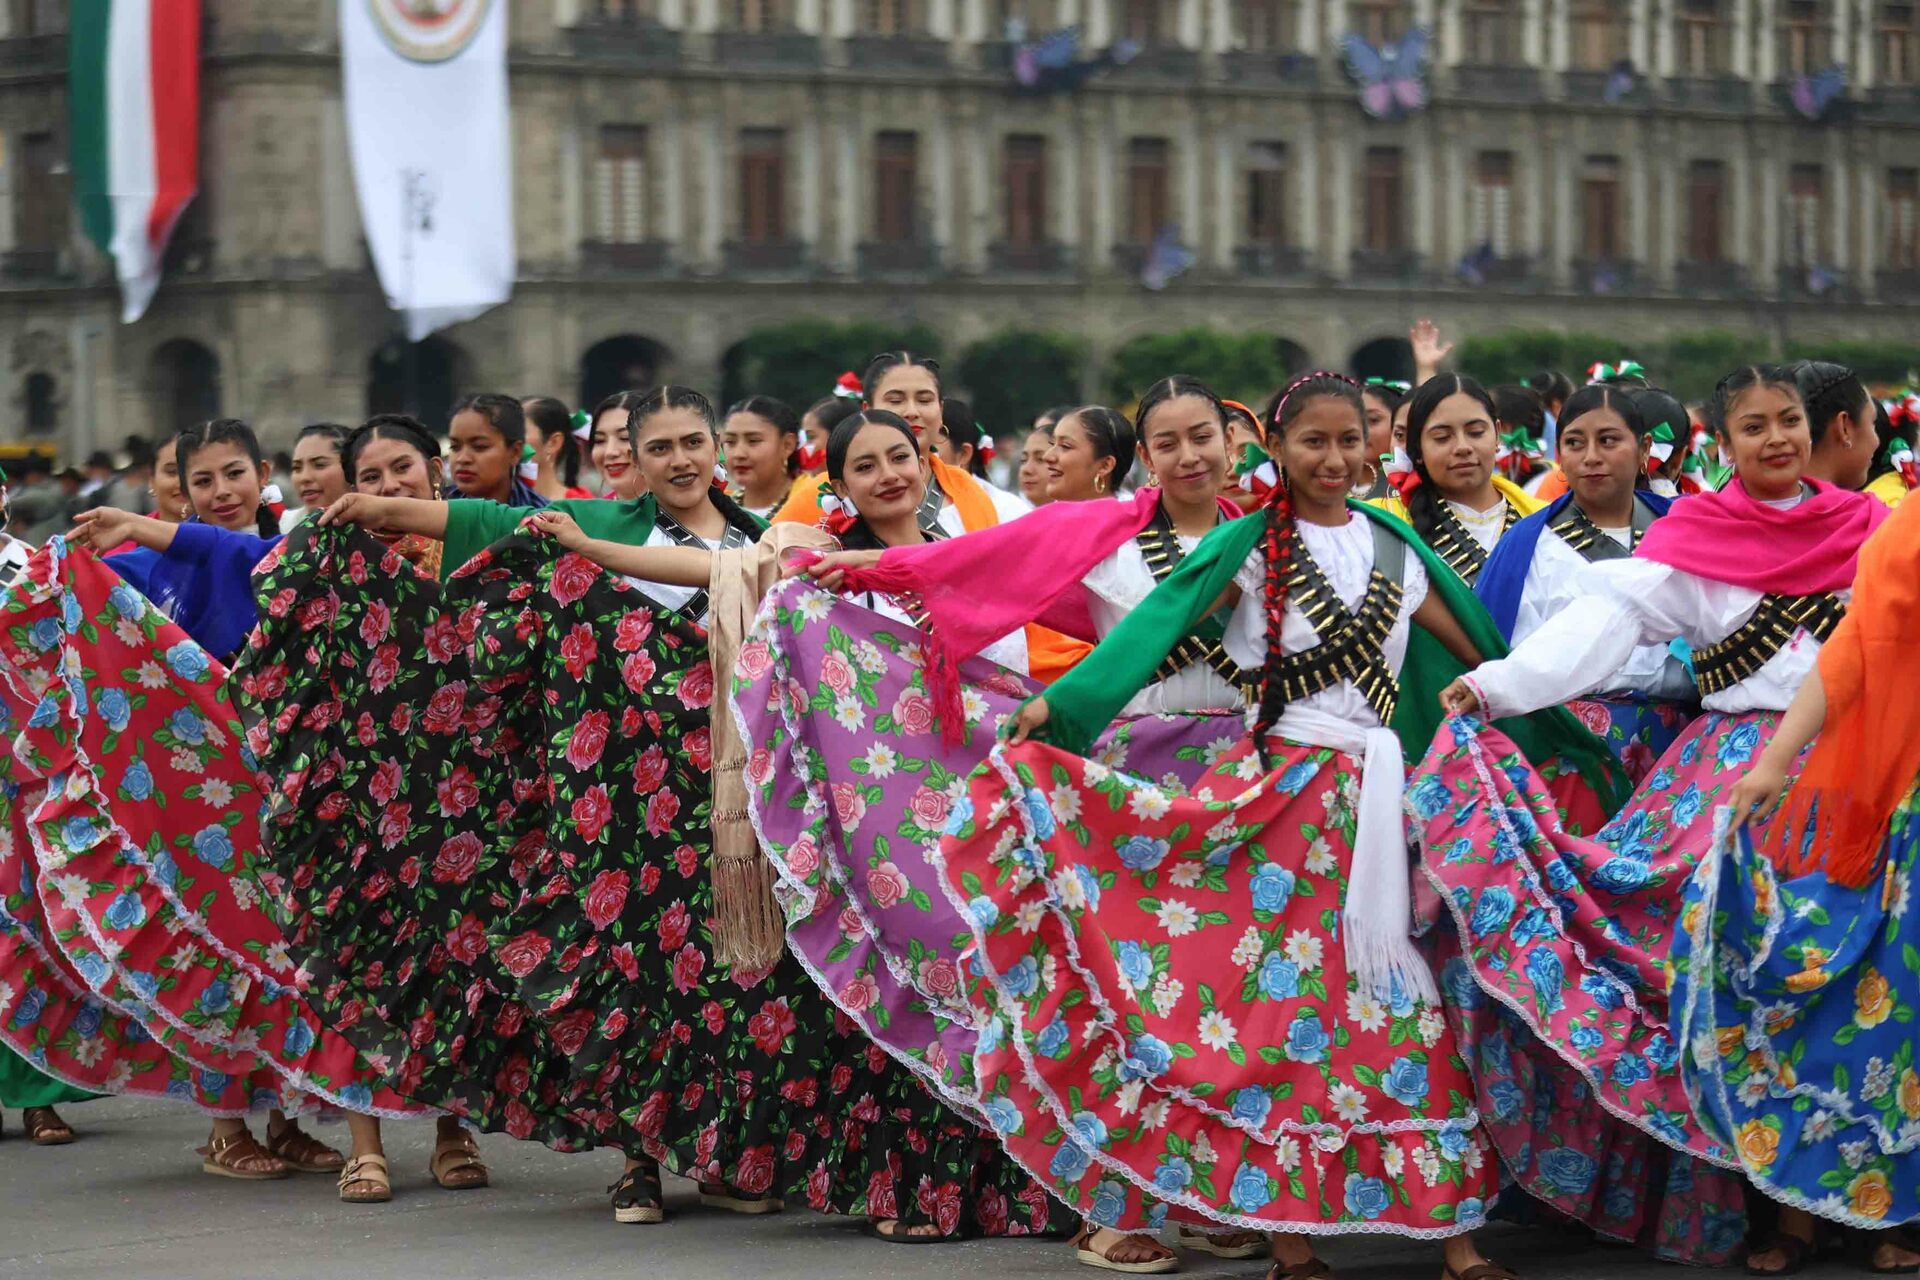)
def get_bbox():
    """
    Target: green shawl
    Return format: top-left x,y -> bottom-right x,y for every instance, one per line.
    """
441,493 -> 770,578
1039,500 -> 1628,810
